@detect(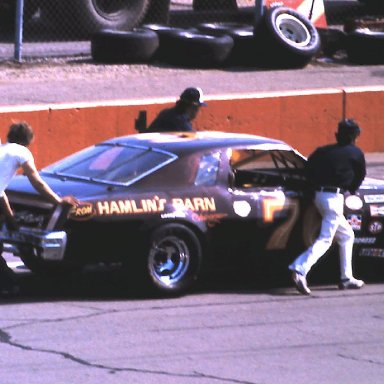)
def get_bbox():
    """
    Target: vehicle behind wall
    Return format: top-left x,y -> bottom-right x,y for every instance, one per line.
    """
0,0 -> 171,36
